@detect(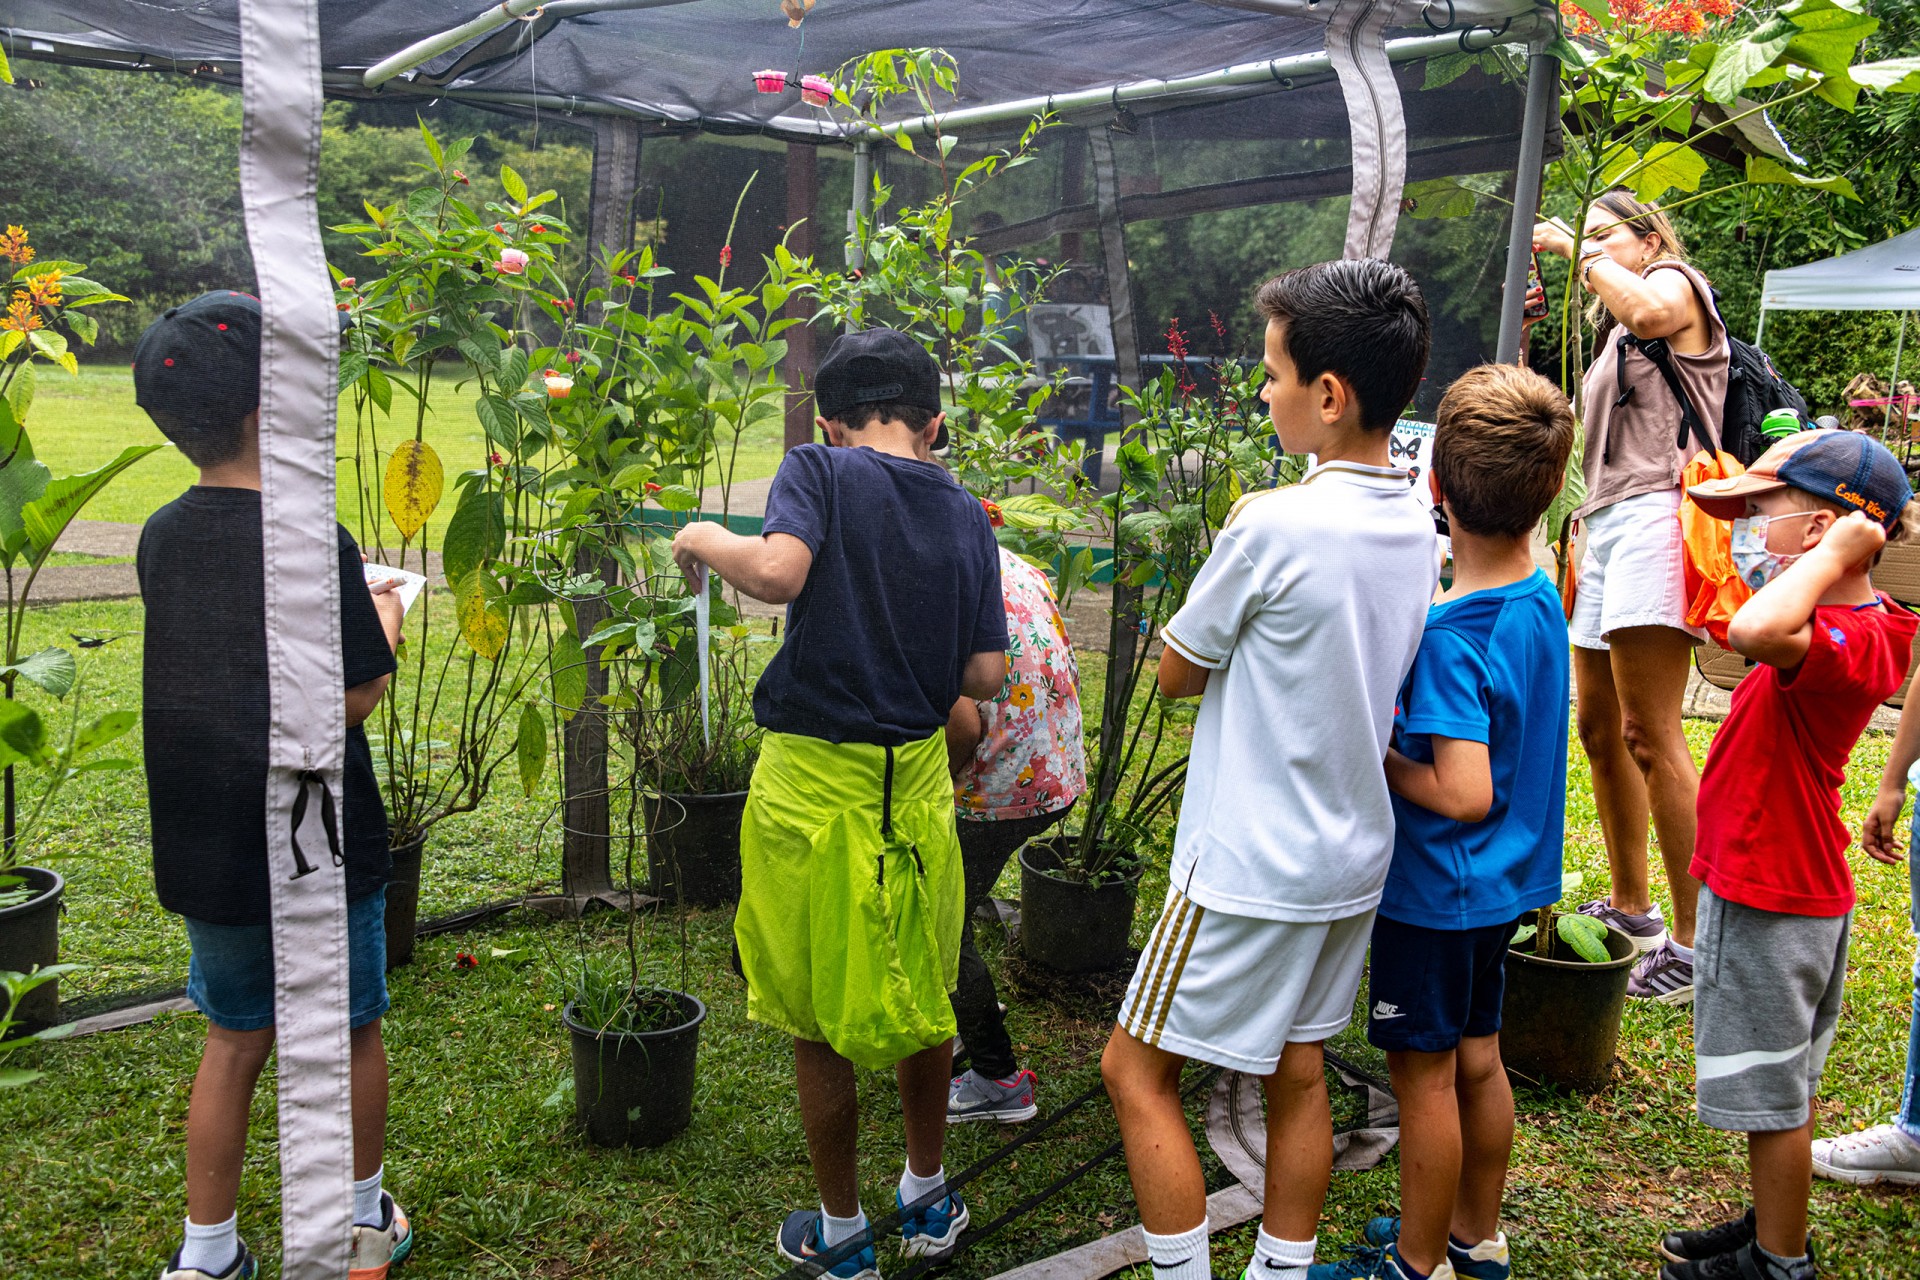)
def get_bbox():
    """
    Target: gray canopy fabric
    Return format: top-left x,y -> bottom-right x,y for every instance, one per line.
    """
1759,226 -> 1920,314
